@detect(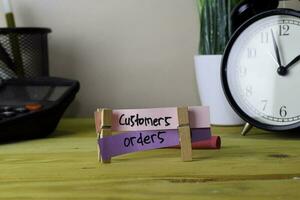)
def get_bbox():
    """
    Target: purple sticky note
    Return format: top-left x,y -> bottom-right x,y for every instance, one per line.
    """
99,128 -> 211,160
